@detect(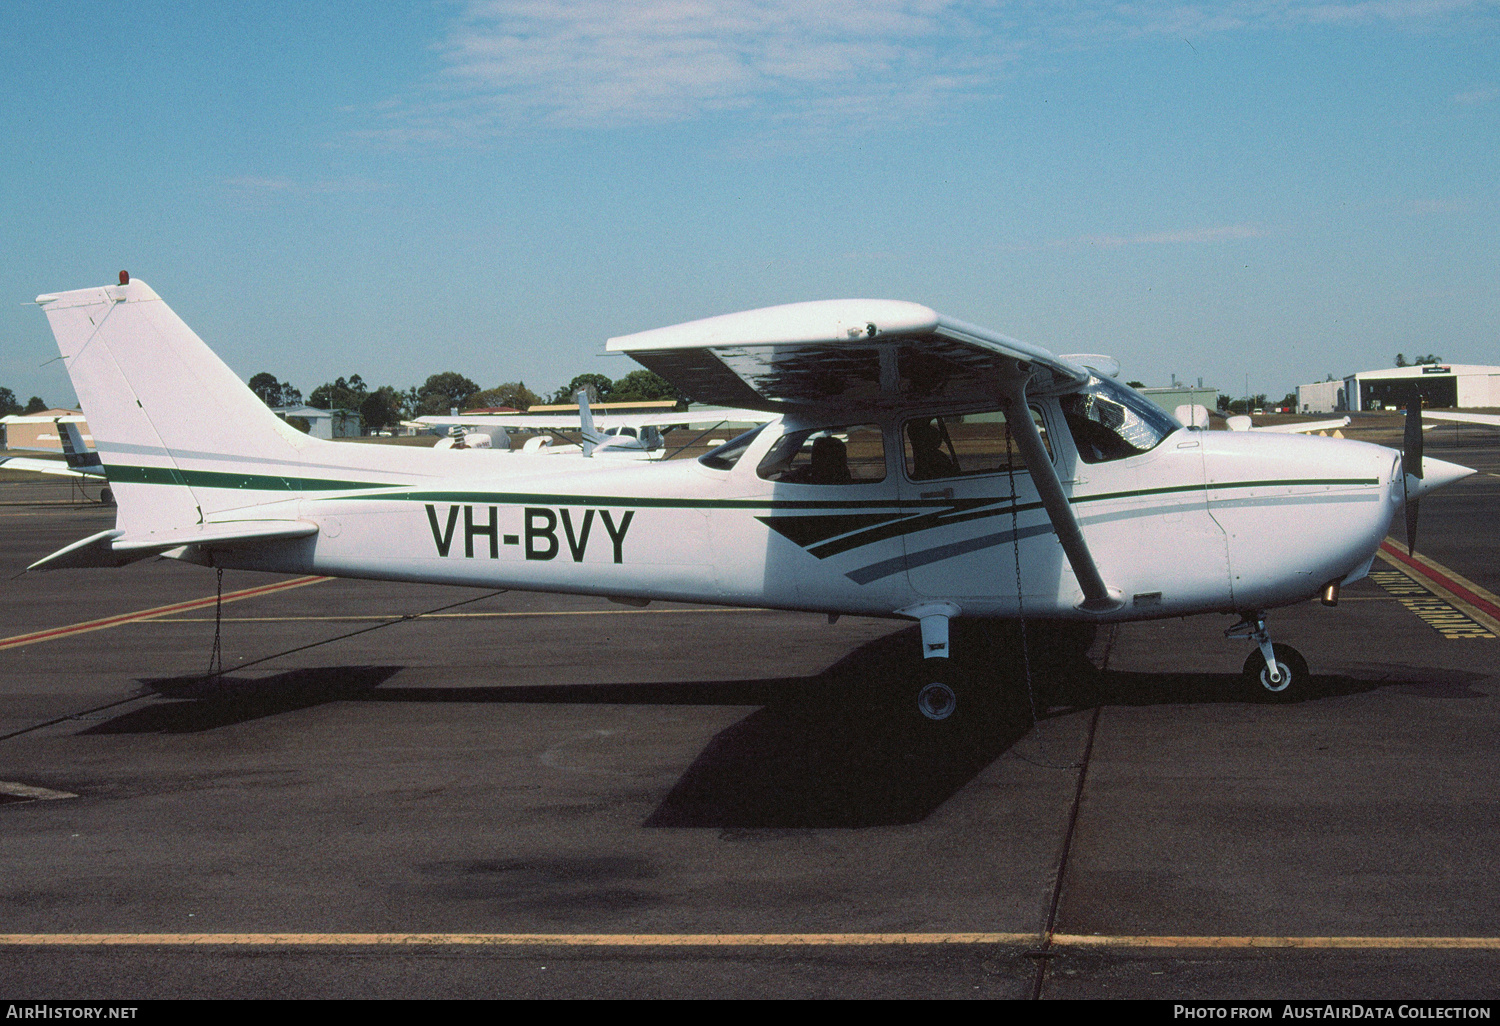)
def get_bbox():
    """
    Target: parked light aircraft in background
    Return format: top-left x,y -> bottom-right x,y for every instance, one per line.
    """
417,402 -> 771,459
27,275 -> 1475,721
0,417 -> 110,503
